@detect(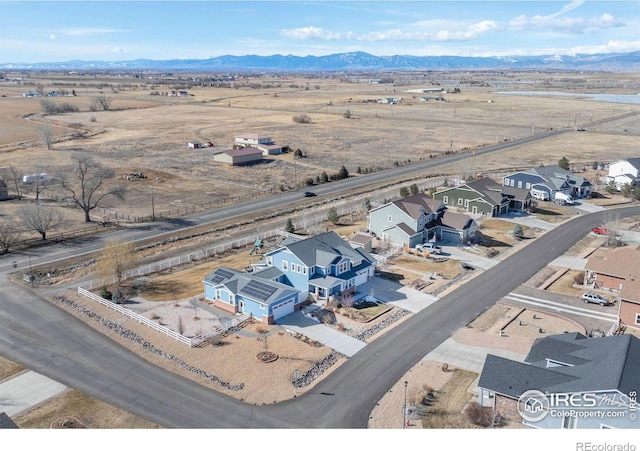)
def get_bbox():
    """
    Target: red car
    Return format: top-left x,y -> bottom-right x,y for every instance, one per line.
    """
592,227 -> 610,235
